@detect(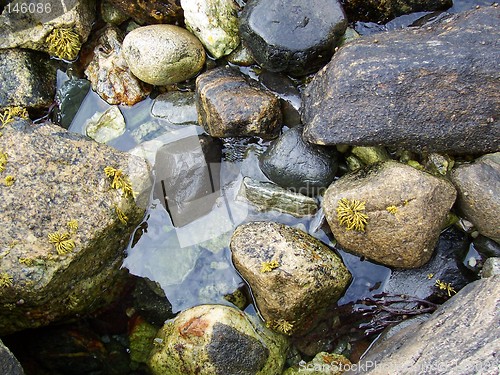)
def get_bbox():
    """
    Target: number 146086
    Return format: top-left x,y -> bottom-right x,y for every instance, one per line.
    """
5,2 -> 52,14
